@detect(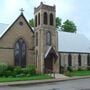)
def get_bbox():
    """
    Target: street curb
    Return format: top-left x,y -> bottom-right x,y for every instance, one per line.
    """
0,76 -> 90,86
